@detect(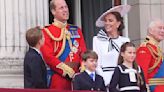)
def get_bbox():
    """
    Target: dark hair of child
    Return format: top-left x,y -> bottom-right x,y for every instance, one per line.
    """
82,50 -> 98,61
